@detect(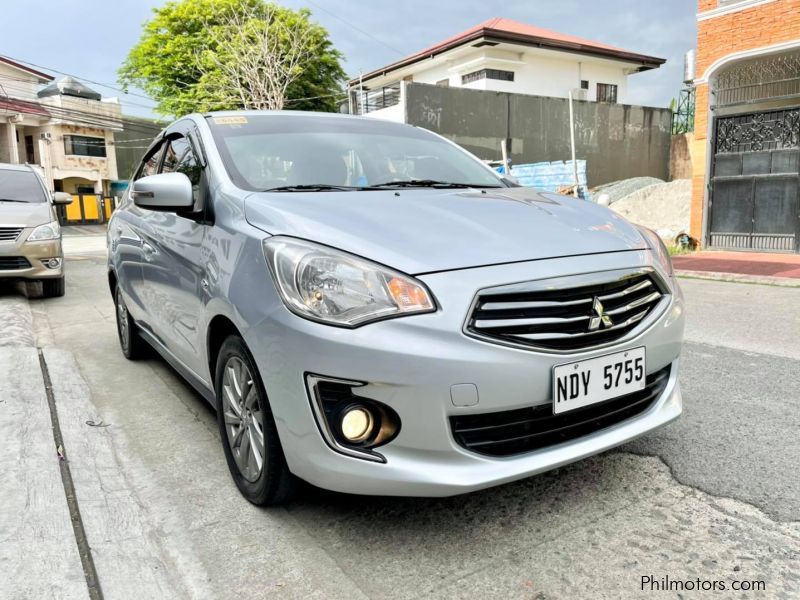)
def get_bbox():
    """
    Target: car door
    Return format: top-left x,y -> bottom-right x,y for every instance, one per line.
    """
112,142 -> 165,325
138,127 -> 210,380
